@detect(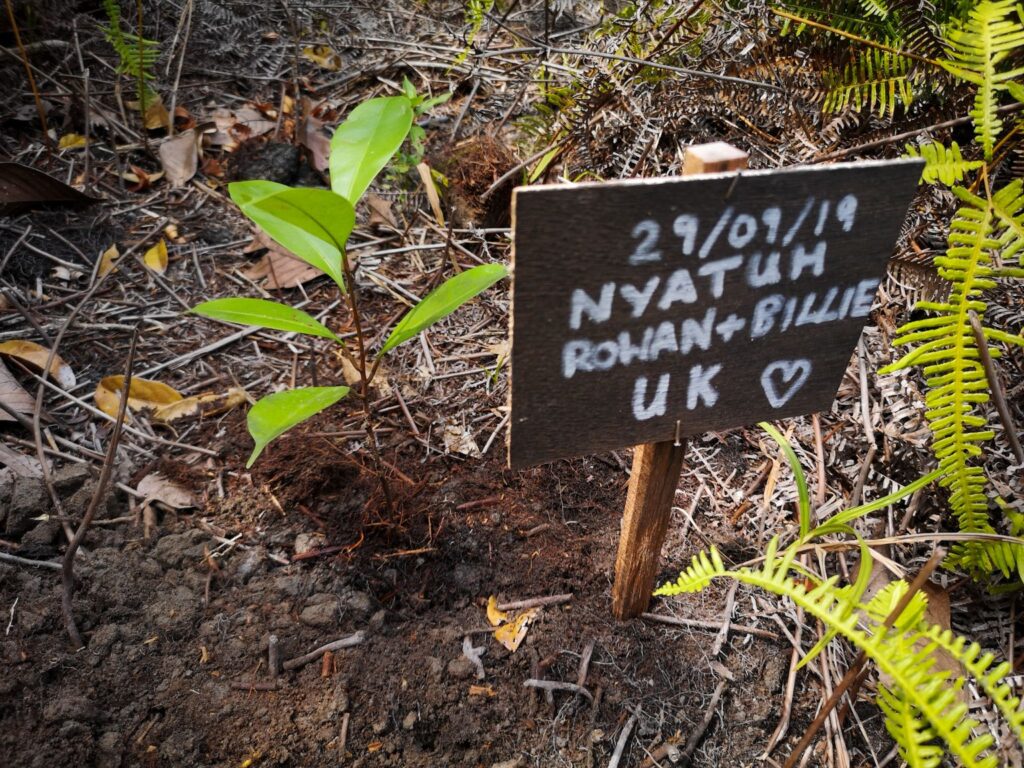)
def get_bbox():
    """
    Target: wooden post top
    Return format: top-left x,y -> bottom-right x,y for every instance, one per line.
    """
682,142 -> 749,175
